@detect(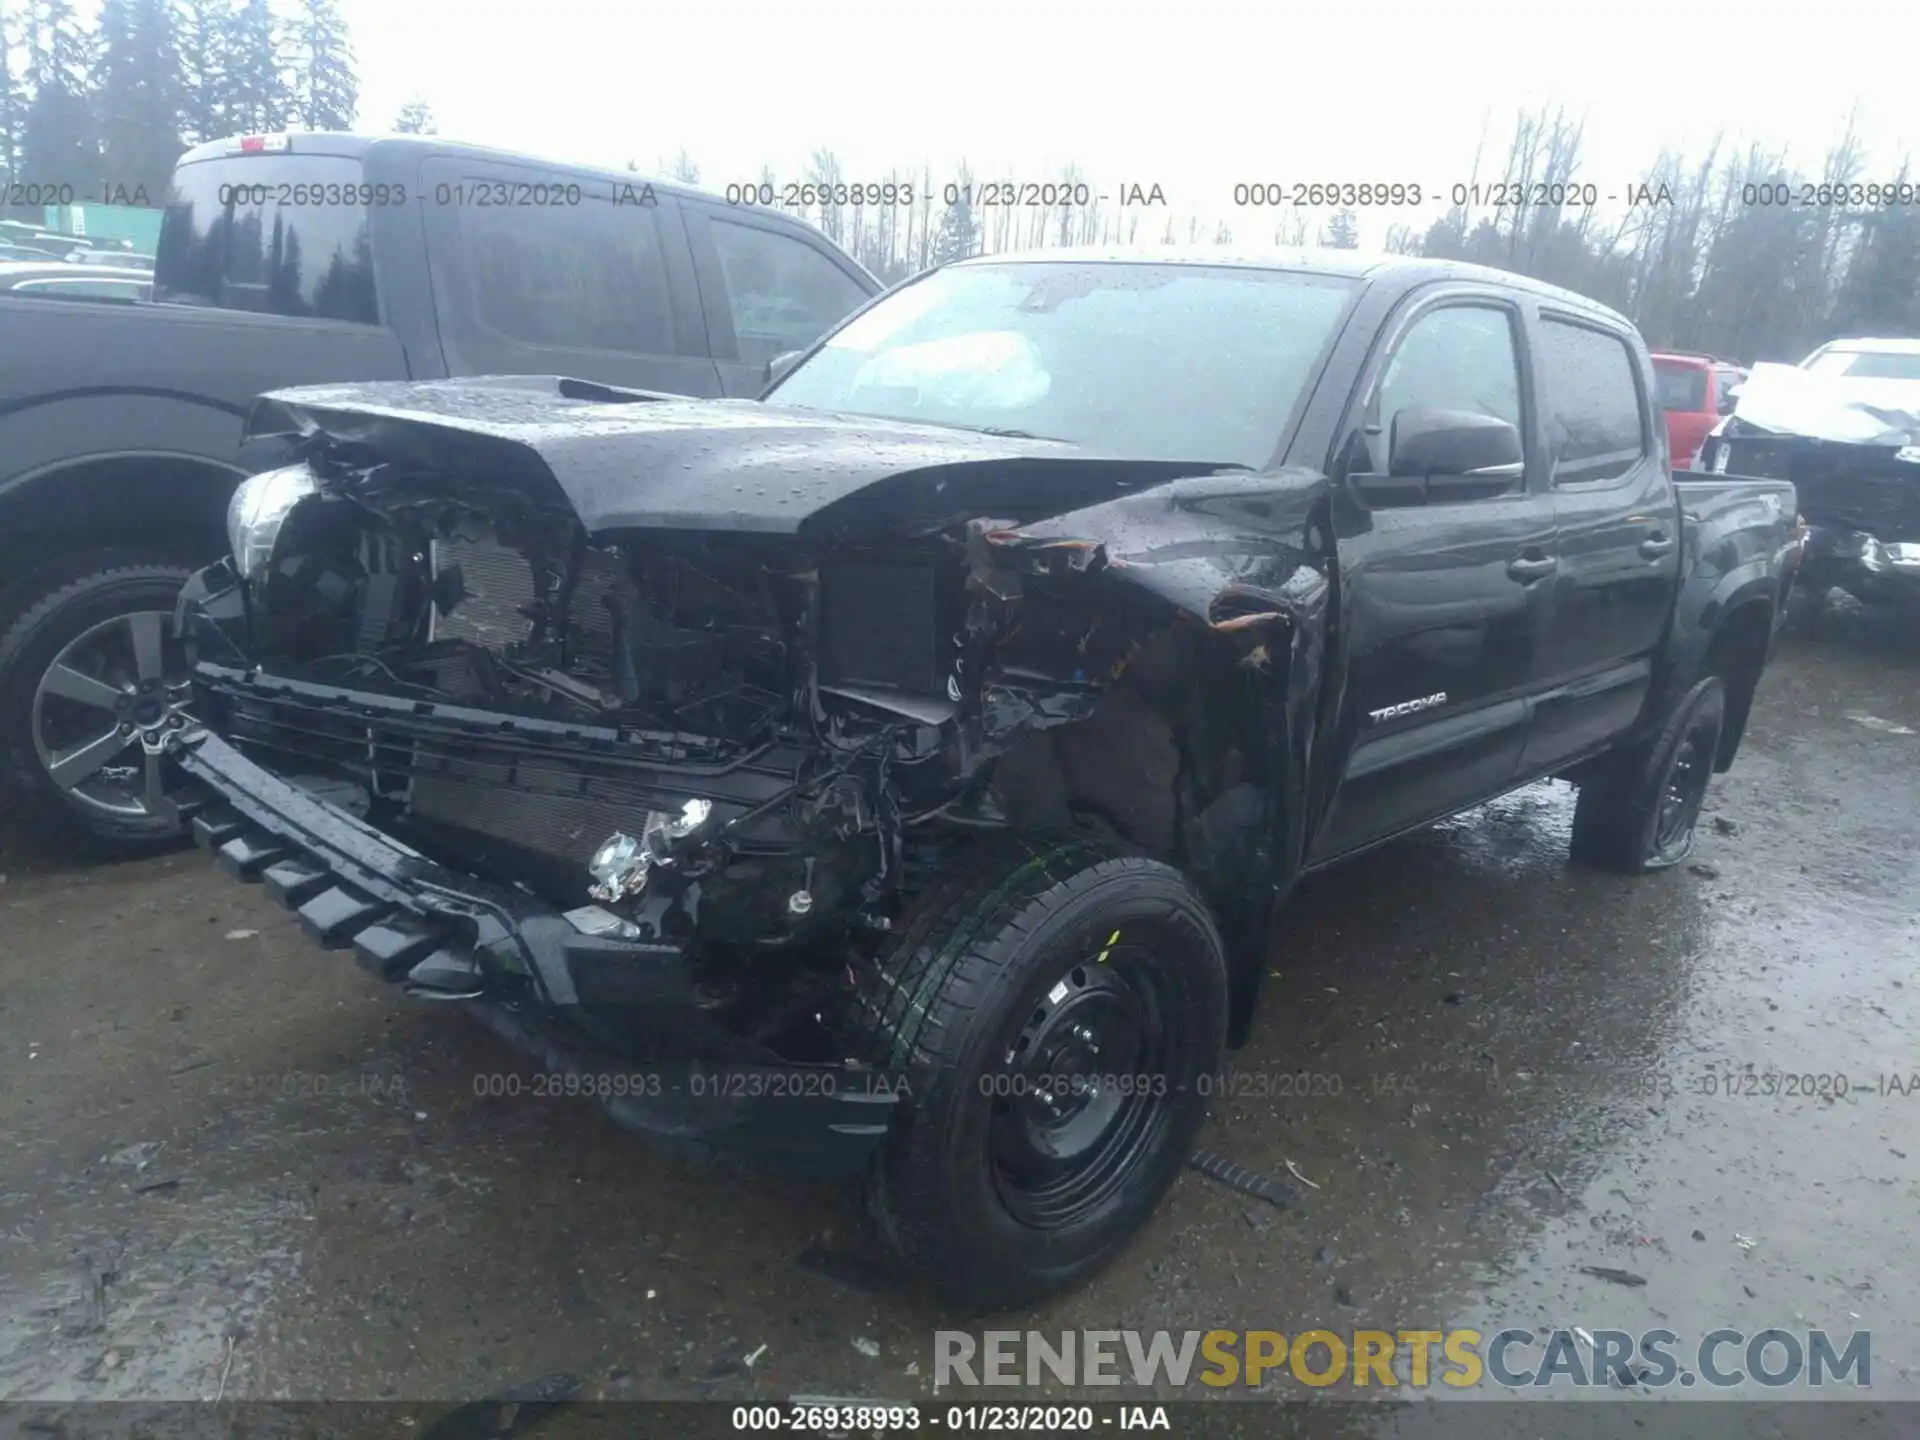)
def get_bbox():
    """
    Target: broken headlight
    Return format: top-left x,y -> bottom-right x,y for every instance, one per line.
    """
586,799 -> 714,903
226,465 -> 319,579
